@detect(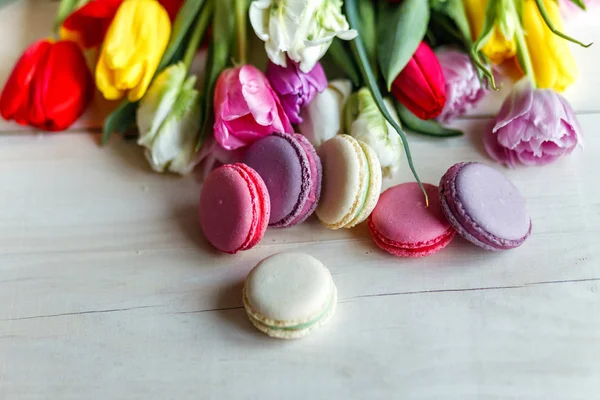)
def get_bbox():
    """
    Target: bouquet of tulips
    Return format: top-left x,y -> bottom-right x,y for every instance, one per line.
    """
0,0 -> 591,194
